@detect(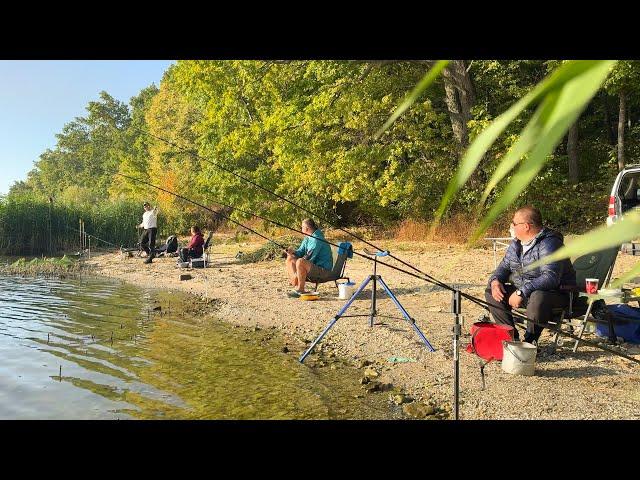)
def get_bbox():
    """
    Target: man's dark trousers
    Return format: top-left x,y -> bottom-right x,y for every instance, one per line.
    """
140,227 -> 158,256
484,284 -> 570,343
